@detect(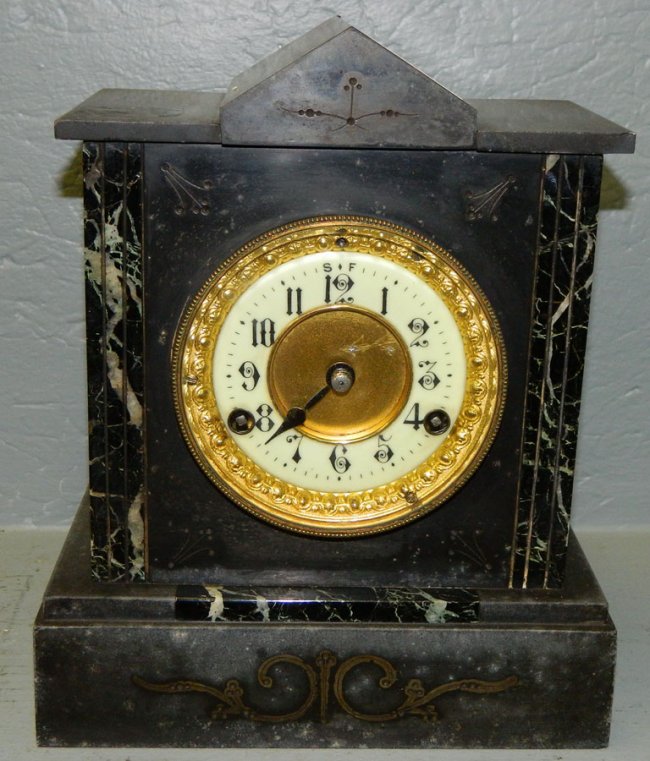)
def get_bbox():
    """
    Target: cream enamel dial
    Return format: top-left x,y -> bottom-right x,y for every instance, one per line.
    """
174,217 -> 505,537
212,252 -> 465,491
